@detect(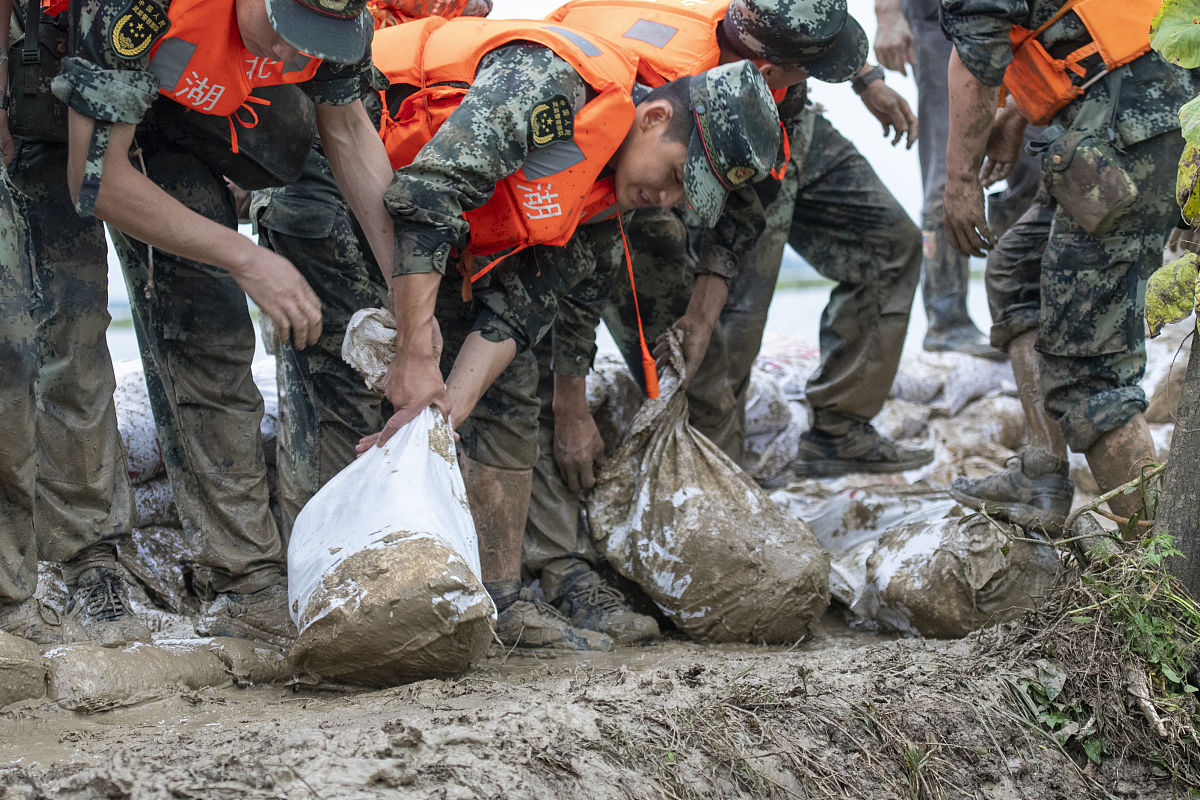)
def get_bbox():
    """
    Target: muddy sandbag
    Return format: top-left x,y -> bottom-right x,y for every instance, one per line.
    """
116,525 -> 201,616
113,362 -> 164,484
45,642 -> 232,712
288,408 -> 495,688
586,353 -> 643,450
132,474 -> 179,528
342,307 -> 395,392
860,515 -> 1064,638
0,630 -> 46,708
588,332 -> 830,643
